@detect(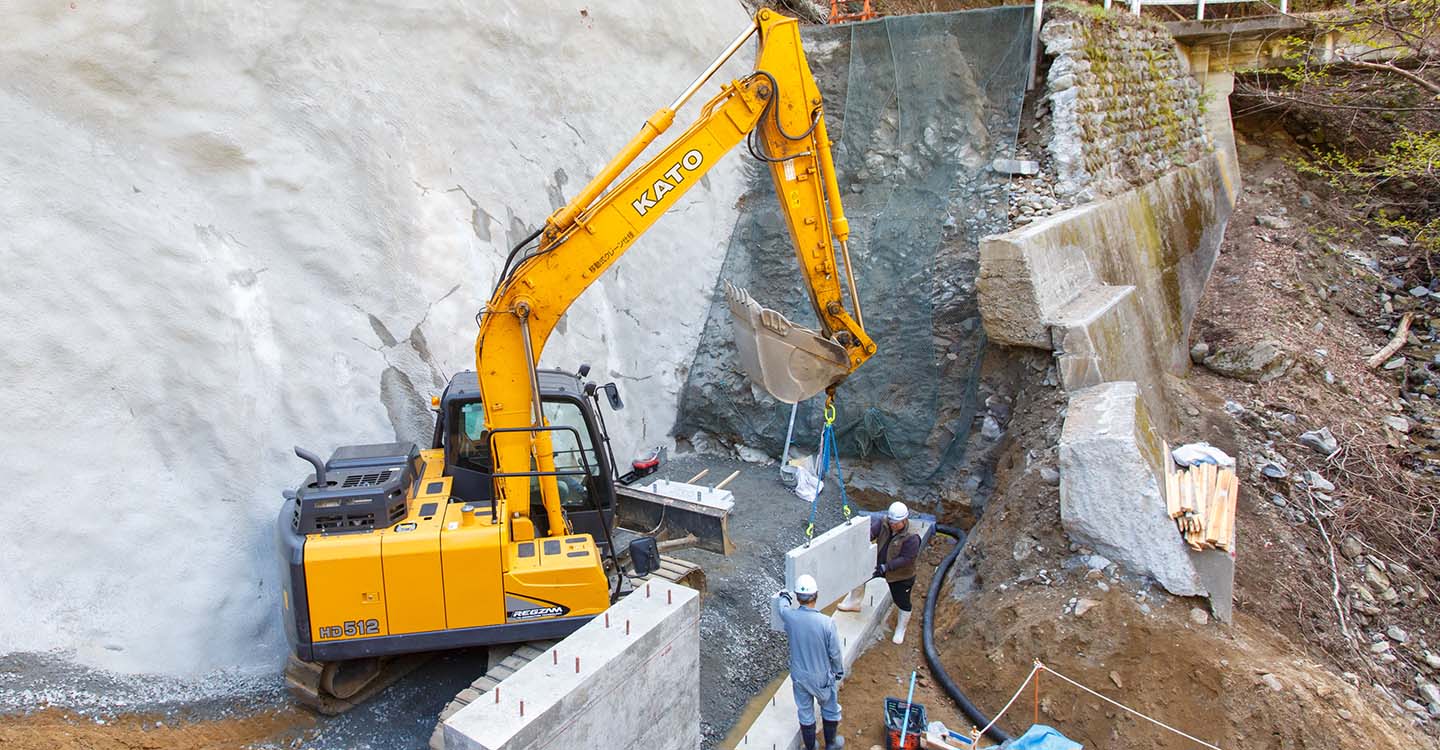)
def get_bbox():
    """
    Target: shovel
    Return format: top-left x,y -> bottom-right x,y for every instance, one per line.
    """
724,281 -> 850,404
